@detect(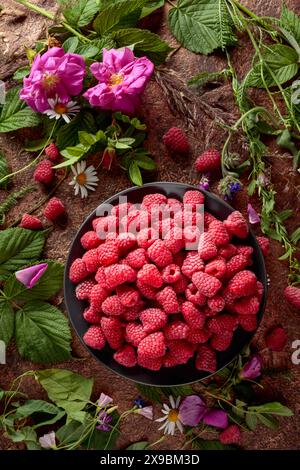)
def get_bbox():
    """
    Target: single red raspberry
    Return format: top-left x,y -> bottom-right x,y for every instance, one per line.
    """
183,190 -> 205,210
164,321 -> 189,340
208,315 -> 238,335
137,264 -> 163,288
234,295 -> 260,315
140,308 -> 167,333
82,249 -> 100,273
101,317 -> 124,349
284,285 -> 300,309
126,323 -> 146,347
163,127 -> 190,154
83,306 -> 102,324
256,236 -> 270,257
207,295 -> 225,312
225,254 -> 250,279
187,328 -> 211,344
43,197 -> 65,221
95,266 -> 110,290
116,232 -> 137,254
196,345 -> 217,372
182,252 -> 204,278
173,274 -> 189,293
141,193 -> 167,211
204,211 -> 217,228
98,240 -> 119,267
192,271 -> 222,298
185,283 -> 207,306
194,149 -> 221,172
265,326 -> 287,351
156,286 -> 180,314
69,258 -> 88,284
181,301 -> 205,329
96,215 -> 119,239
92,217 -> 102,231
205,257 -> 227,279
105,263 -> 136,289
45,143 -> 60,161
183,226 -> 201,249
90,284 -> 109,312
125,248 -> 148,269
19,214 -> 43,230
238,314 -> 257,332
80,231 -> 101,250
116,285 -> 140,307
111,202 -> 133,218
211,331 -> 233,351
136,279 -> 158,299
147,240 -> 173,268
208,220 -> 230,246
235,245 -> 253,258
162,264 -> 181,283
34,160 -> 54,184
164,227 -> 185,254
219,425 -> 241,445
227,270 -> 257,298
222,287 -> 236,310
138,355 -> 162,370
102,295 -> 127,316
83,325 -> 106,350
203,306 -> 218,317
123,301 -> 145,321
218,244 -> 237,259
136,227 -> 159,249
138,332 -> 166,359
224,211 -> 249,239
165,340 -> 195,365
75,279 -> 95,301
114,345 -> 137,367
198,232 -> 218,260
